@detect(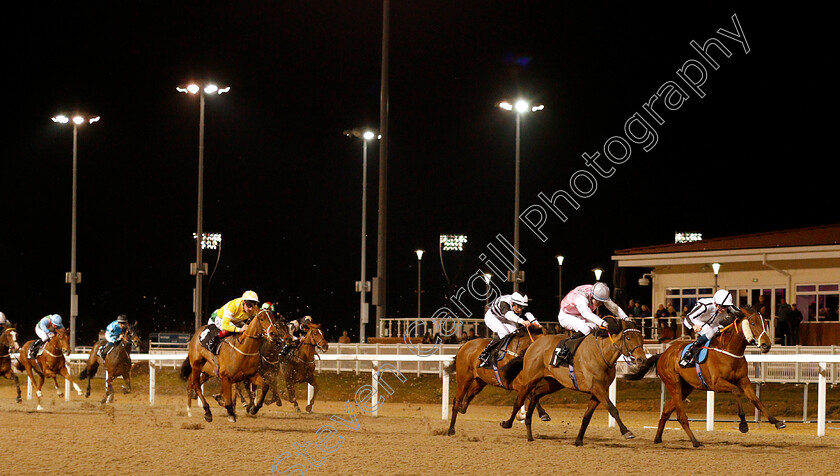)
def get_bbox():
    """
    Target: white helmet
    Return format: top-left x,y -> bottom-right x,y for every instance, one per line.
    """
511,292 -> 528,307
713,289 -> 734,306
592,282 -> 610,302
0,312 -> 6,324
241,290 -> 259,304
50,314 -> 63,326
